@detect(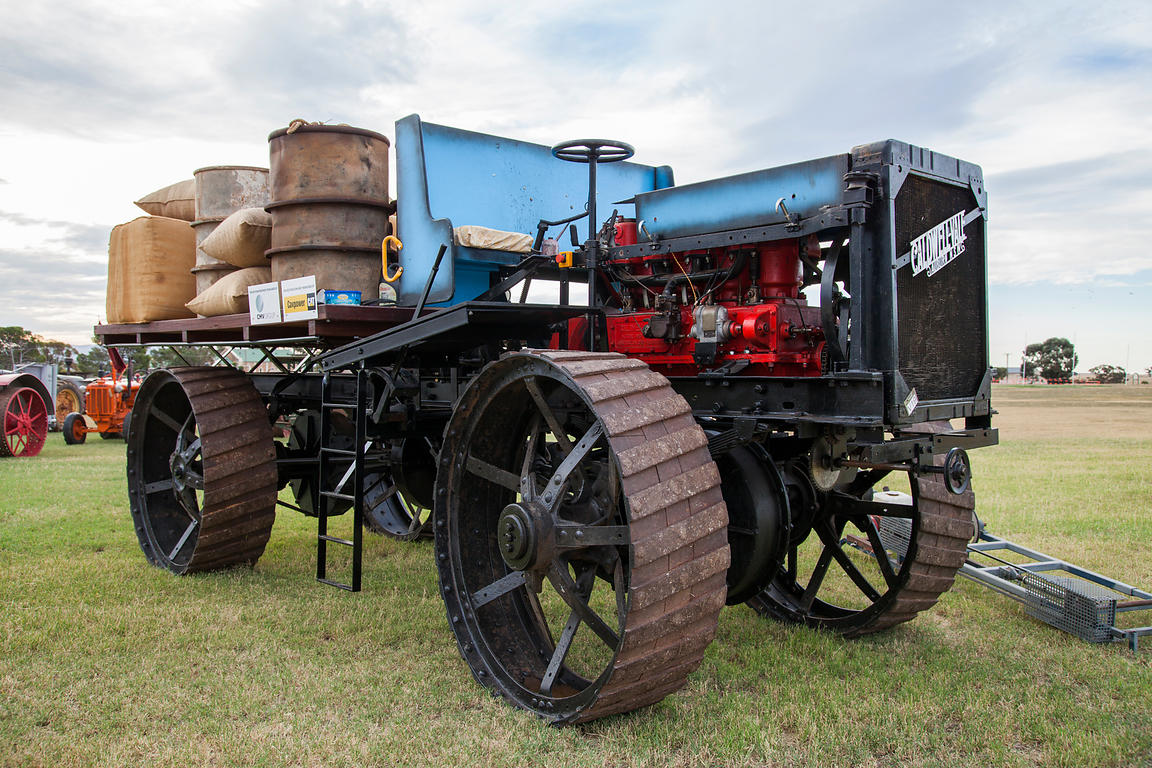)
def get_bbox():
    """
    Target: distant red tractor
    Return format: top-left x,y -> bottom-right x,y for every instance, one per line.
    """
0,372 -> 51,457
63,349 -> 140,444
